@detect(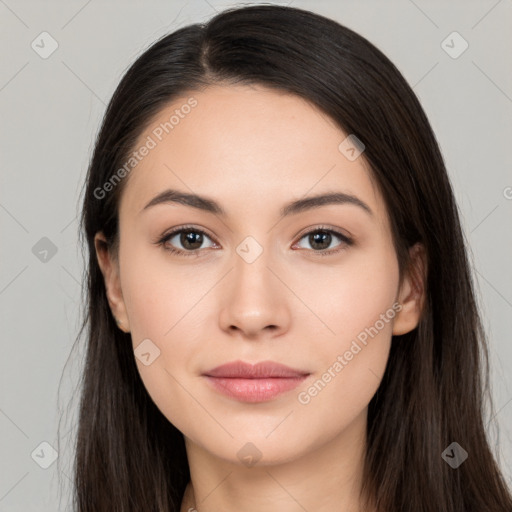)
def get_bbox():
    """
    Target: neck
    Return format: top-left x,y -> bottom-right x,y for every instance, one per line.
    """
180,410 -> 374,512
